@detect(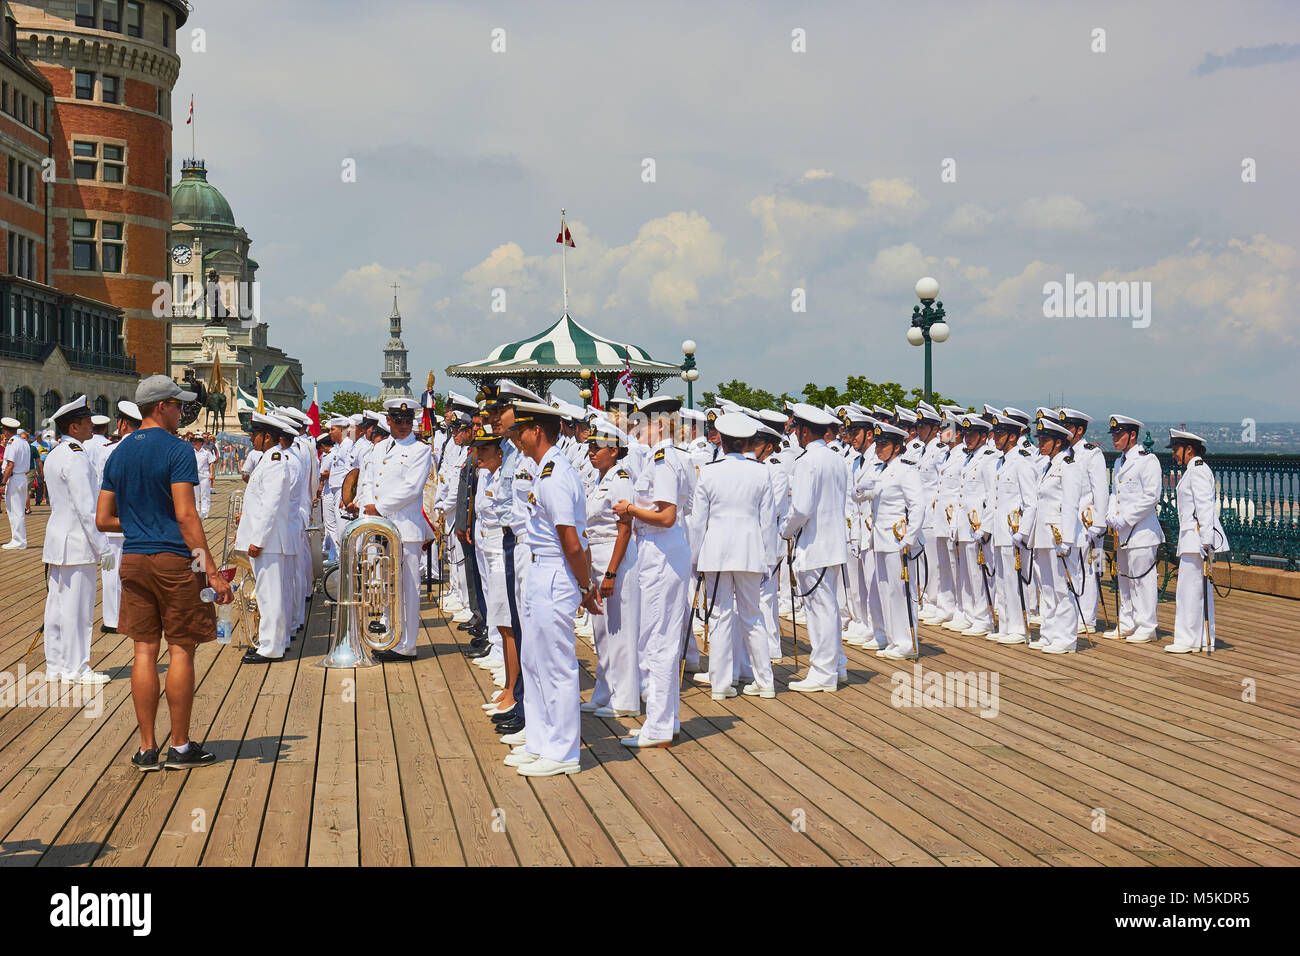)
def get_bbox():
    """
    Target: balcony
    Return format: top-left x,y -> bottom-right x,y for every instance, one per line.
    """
0,333 -> 136,376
